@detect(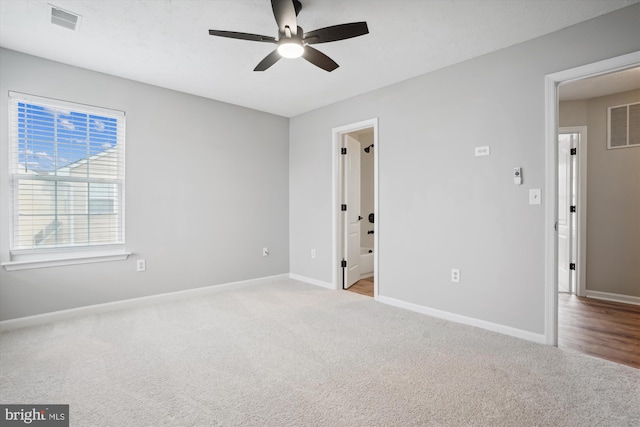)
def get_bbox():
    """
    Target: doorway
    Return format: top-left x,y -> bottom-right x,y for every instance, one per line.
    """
332,118 -> 379,299
544,51 -> 640,346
